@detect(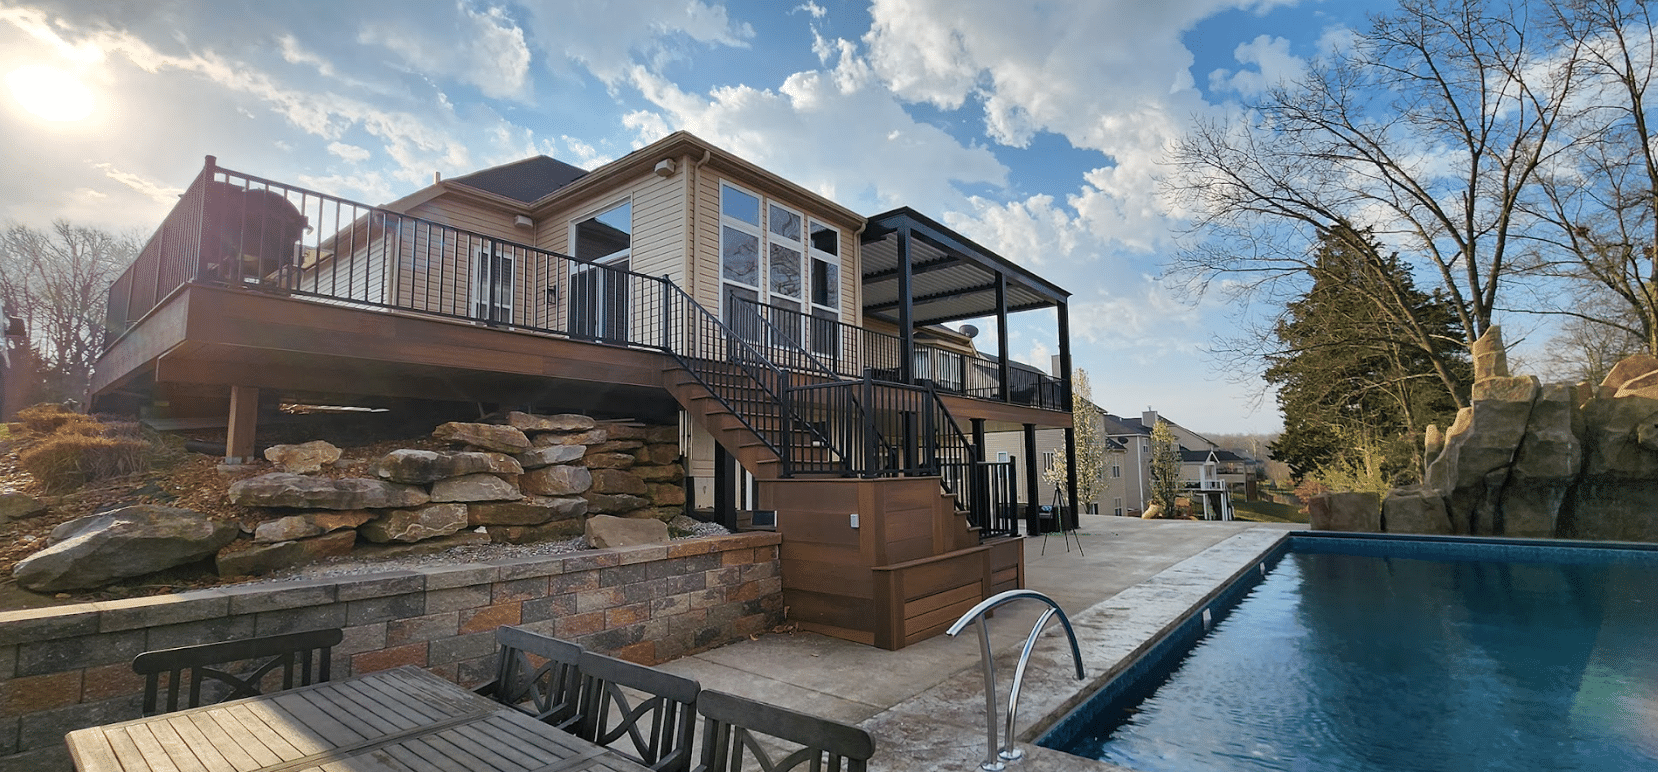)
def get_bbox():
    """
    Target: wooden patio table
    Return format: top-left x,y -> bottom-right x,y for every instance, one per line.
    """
65,666 -> 651,772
